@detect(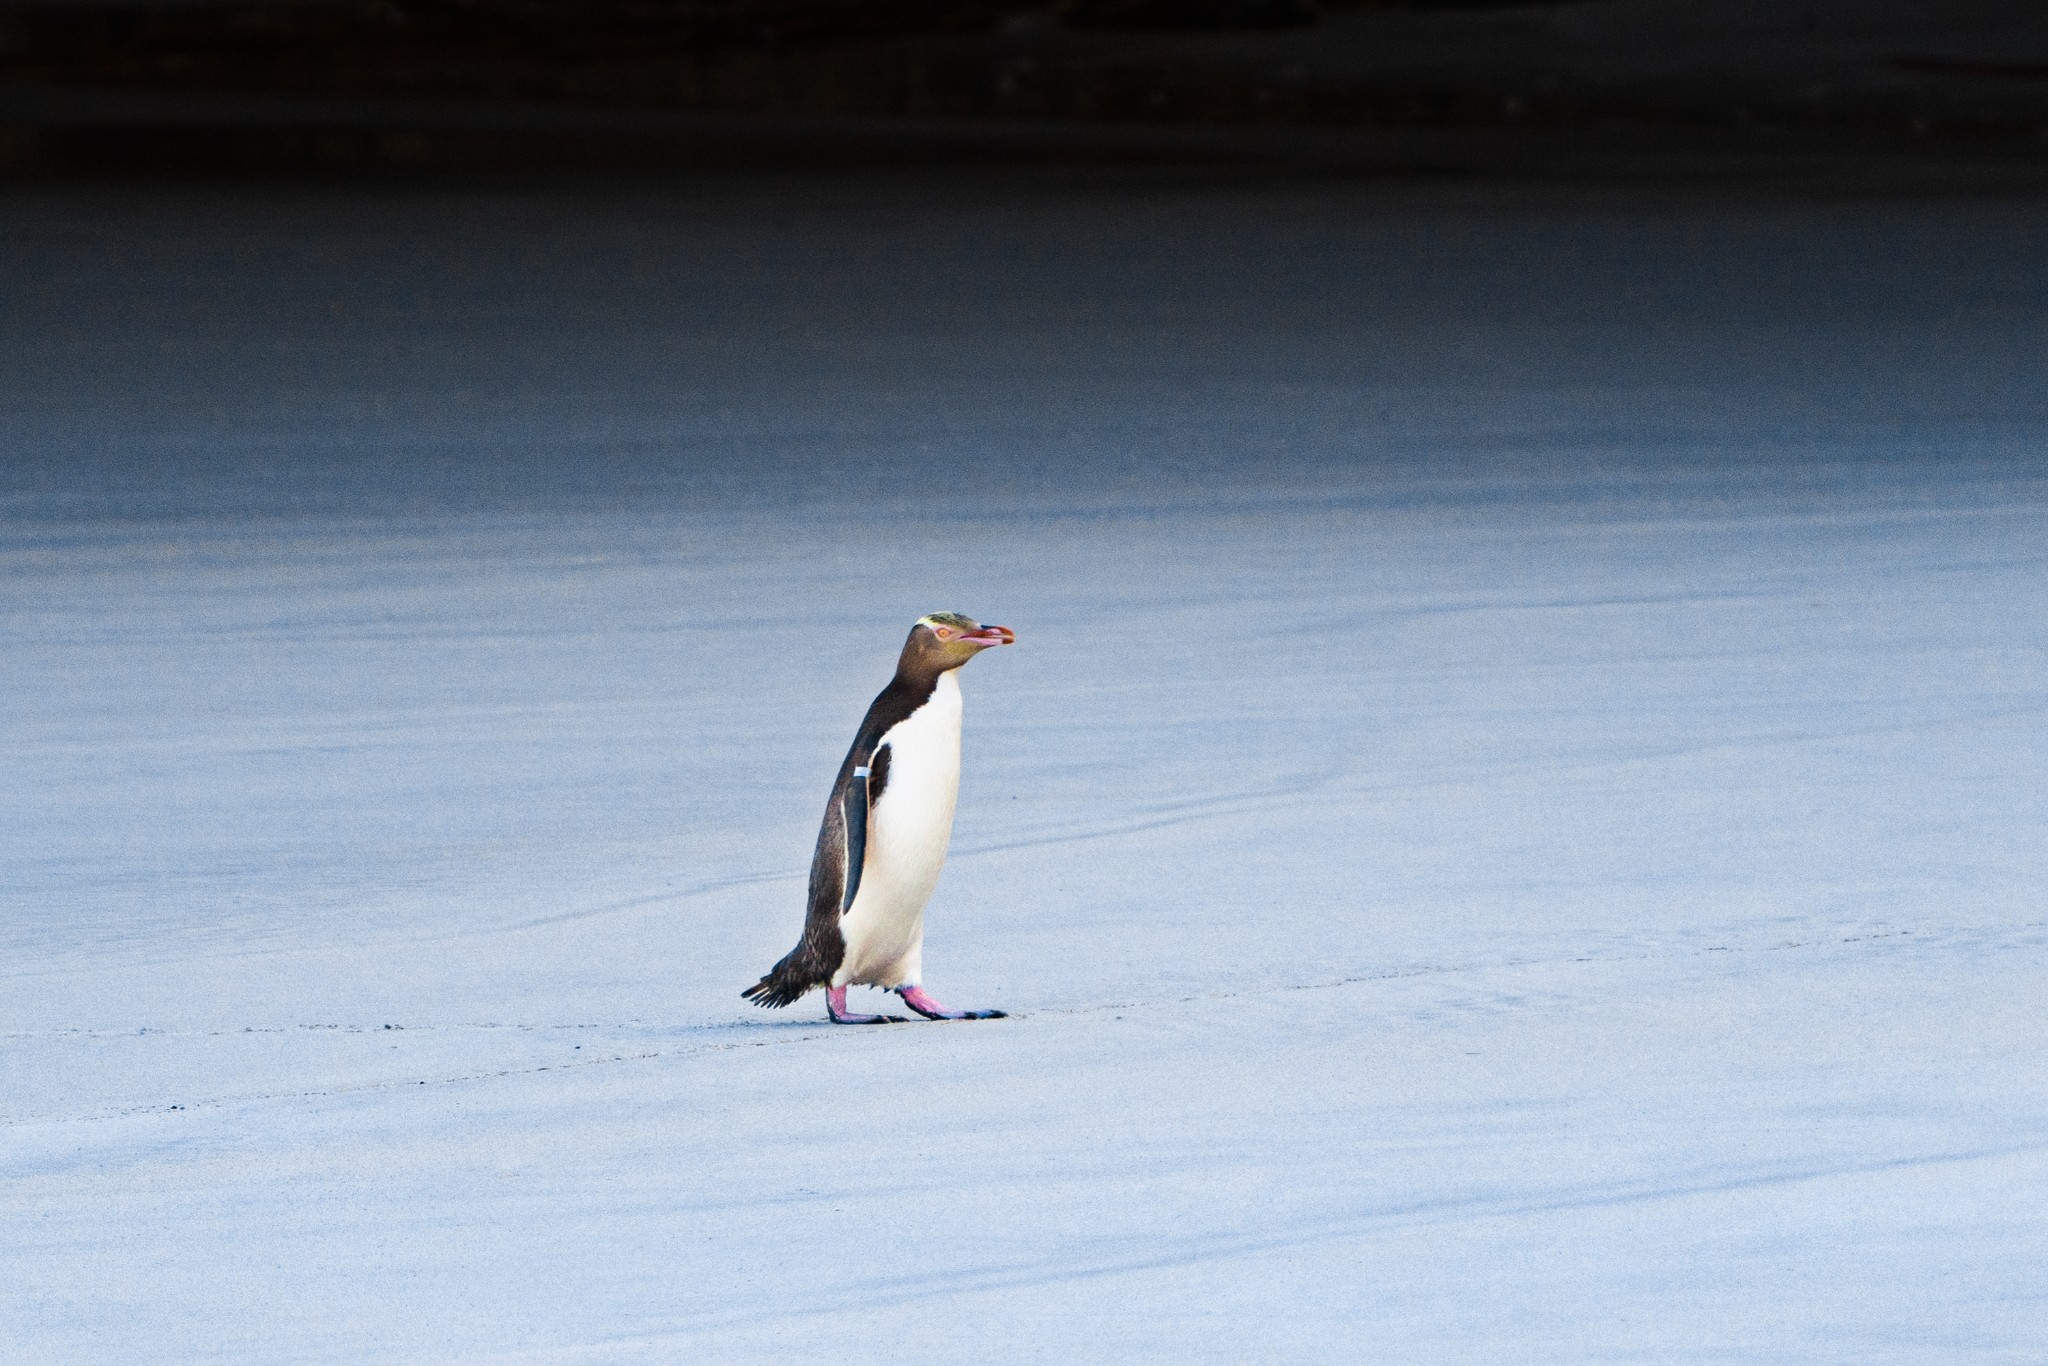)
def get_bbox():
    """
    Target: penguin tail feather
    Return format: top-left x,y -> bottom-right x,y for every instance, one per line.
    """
741,958 -> 817,1009
744,917 -> 839,1008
